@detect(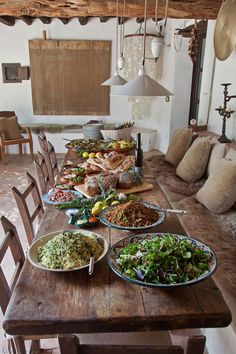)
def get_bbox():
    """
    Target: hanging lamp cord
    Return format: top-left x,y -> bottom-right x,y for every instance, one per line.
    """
154,0 -> 159,28
164,0 -> 169,29
120,0 -> 126,56
115,0 -> 119,71
142,0 -> 148,66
